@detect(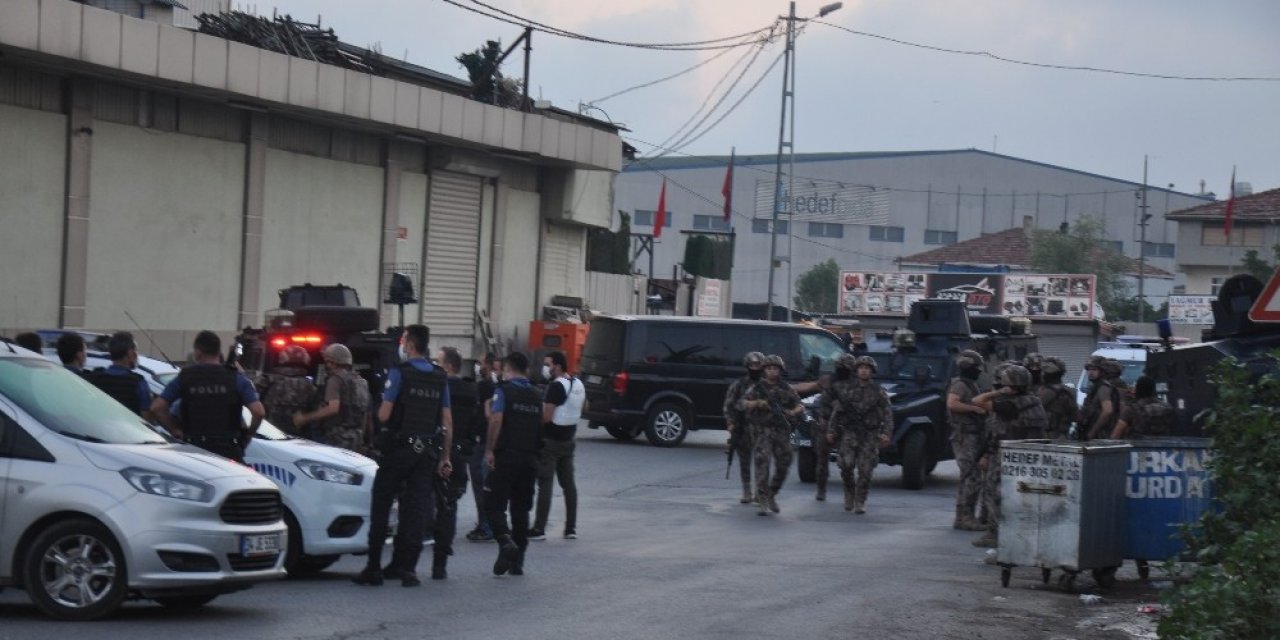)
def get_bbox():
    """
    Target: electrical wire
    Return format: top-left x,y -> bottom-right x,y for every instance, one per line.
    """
662,50 -> 785,155
812,20 -> 1280,83
660,40 -> 778,156
439,0 -> 778,51
649,35 -> 773,155
588,40 -> 746,105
